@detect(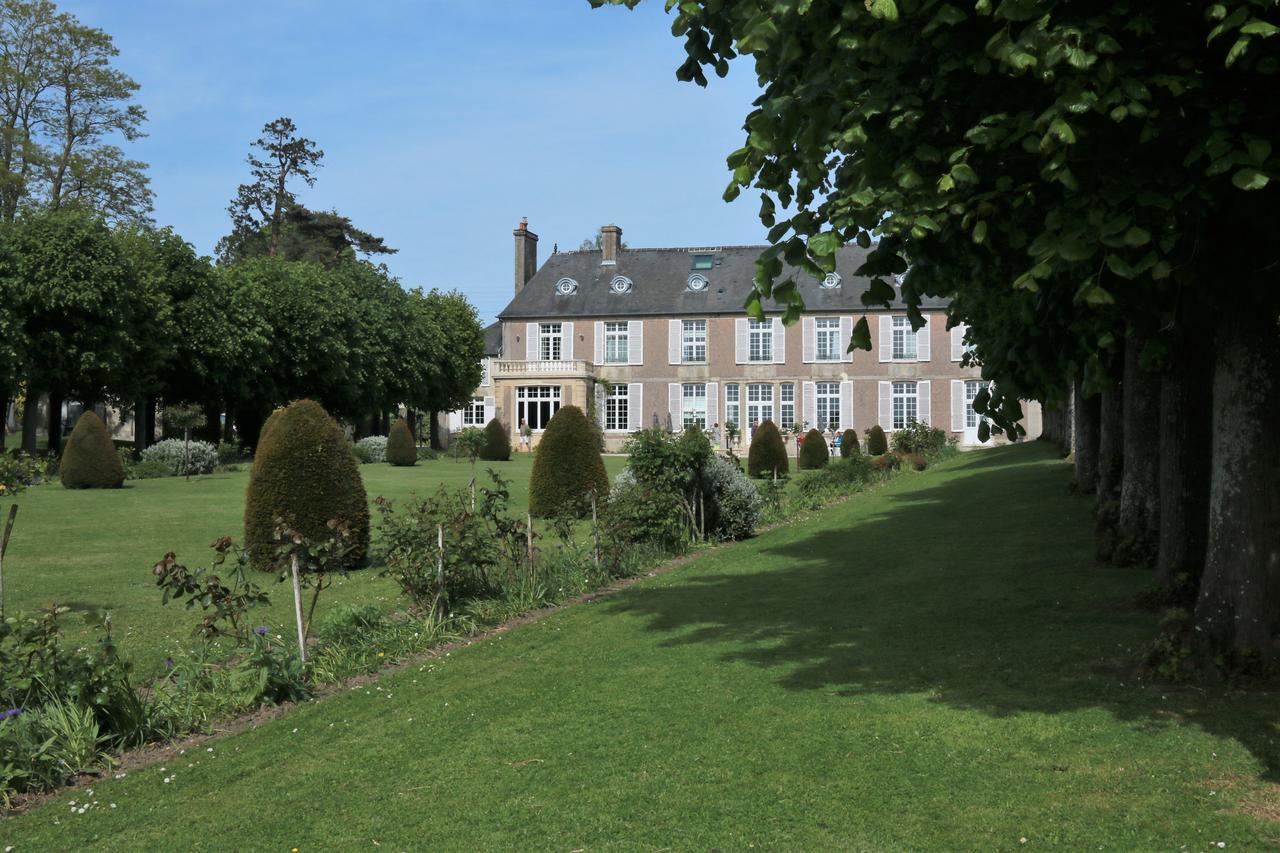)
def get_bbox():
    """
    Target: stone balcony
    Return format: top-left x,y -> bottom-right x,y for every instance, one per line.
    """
490,359 -> 595,380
